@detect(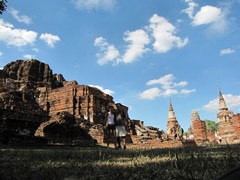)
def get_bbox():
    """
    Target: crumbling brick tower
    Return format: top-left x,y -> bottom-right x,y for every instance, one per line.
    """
191,111 -> 207,145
